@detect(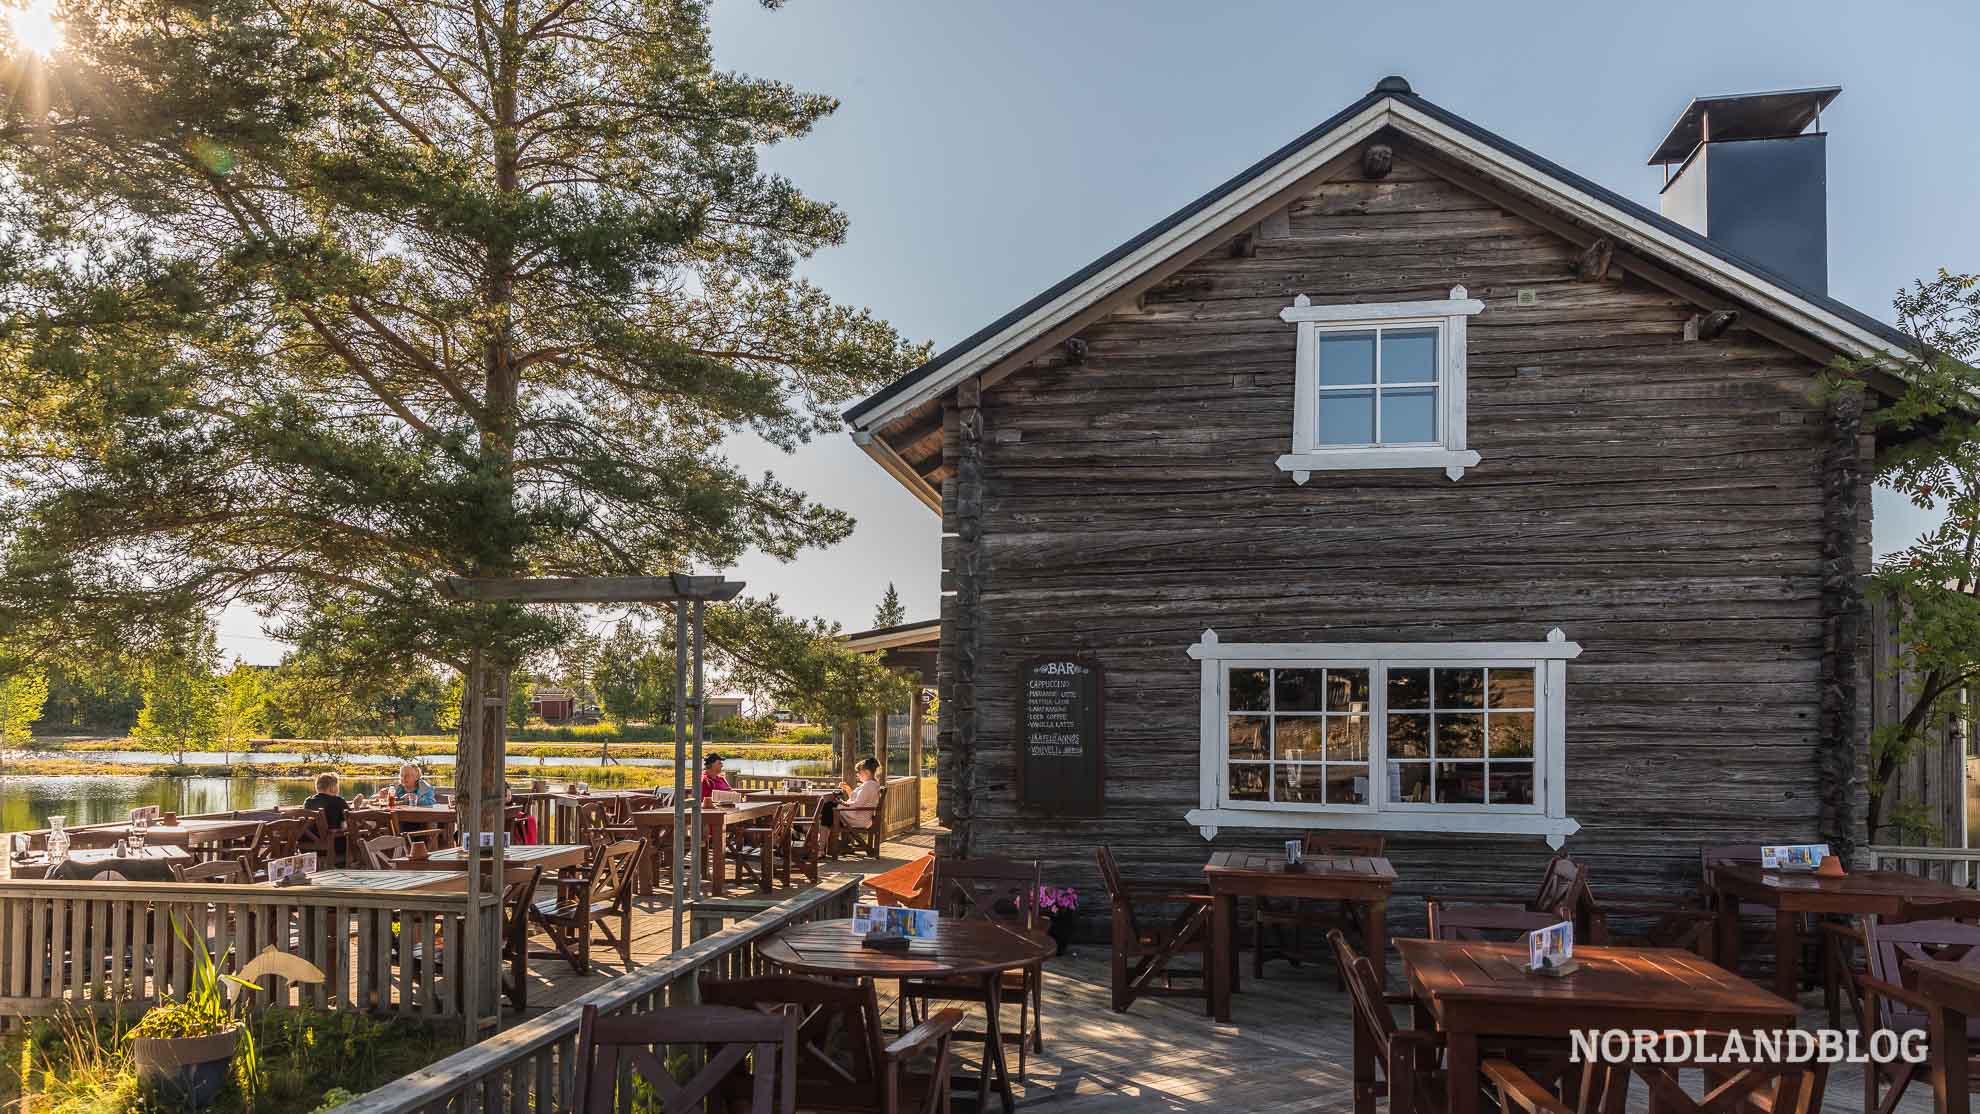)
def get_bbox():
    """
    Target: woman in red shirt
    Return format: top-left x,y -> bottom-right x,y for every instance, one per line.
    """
698,753 -> 732,801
